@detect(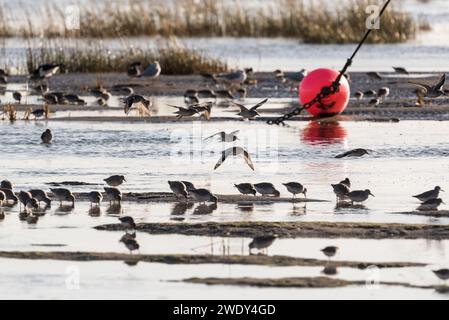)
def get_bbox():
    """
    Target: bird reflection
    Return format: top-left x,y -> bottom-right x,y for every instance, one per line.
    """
321,265 -> 338,276
193,203 -> 218,215
171,202 -> 194,216
54,205 -> 75,215
106,204 -> 123,215
334,201 -> 368,211
123,260 -> 140,267
236,202 -> 254,213
291,203 -> 307,216
88,206 -> 102,217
